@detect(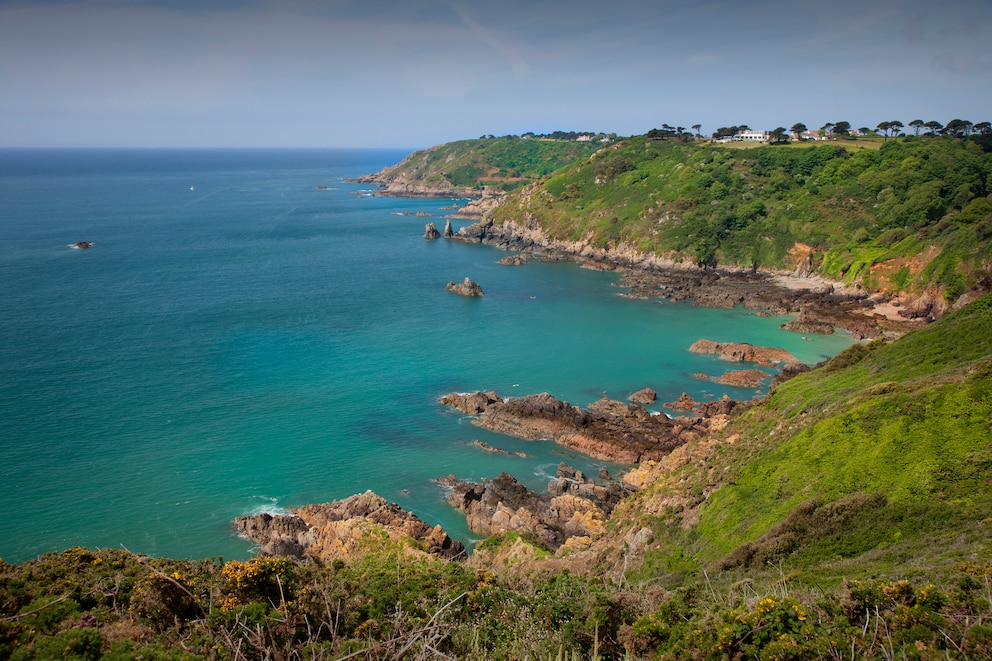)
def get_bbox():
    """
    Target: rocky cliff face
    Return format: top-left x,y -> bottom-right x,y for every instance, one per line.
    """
232,491 -> 465,561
